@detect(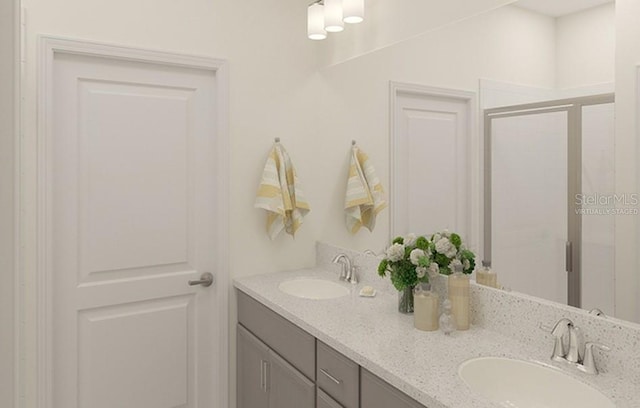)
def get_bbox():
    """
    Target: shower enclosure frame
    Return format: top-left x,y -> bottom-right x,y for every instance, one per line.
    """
484,93 -> 615,308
